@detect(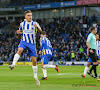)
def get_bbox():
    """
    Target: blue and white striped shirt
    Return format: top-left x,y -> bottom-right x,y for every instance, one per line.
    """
40,37 -> 52,55
96,40 -> 100,56
19,20 -> 40,44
